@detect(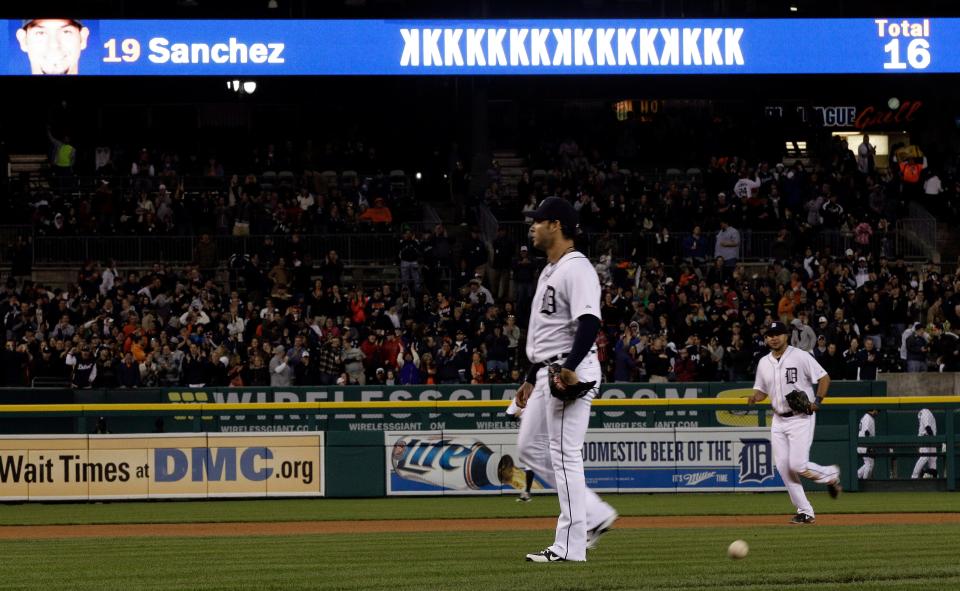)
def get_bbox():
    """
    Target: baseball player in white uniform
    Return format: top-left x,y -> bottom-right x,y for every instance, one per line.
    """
506,399 -> 535,502
515,197 -> 618,562
911,408 -> 938,479
747,321 -> 841,524
857,409 -> 880,480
